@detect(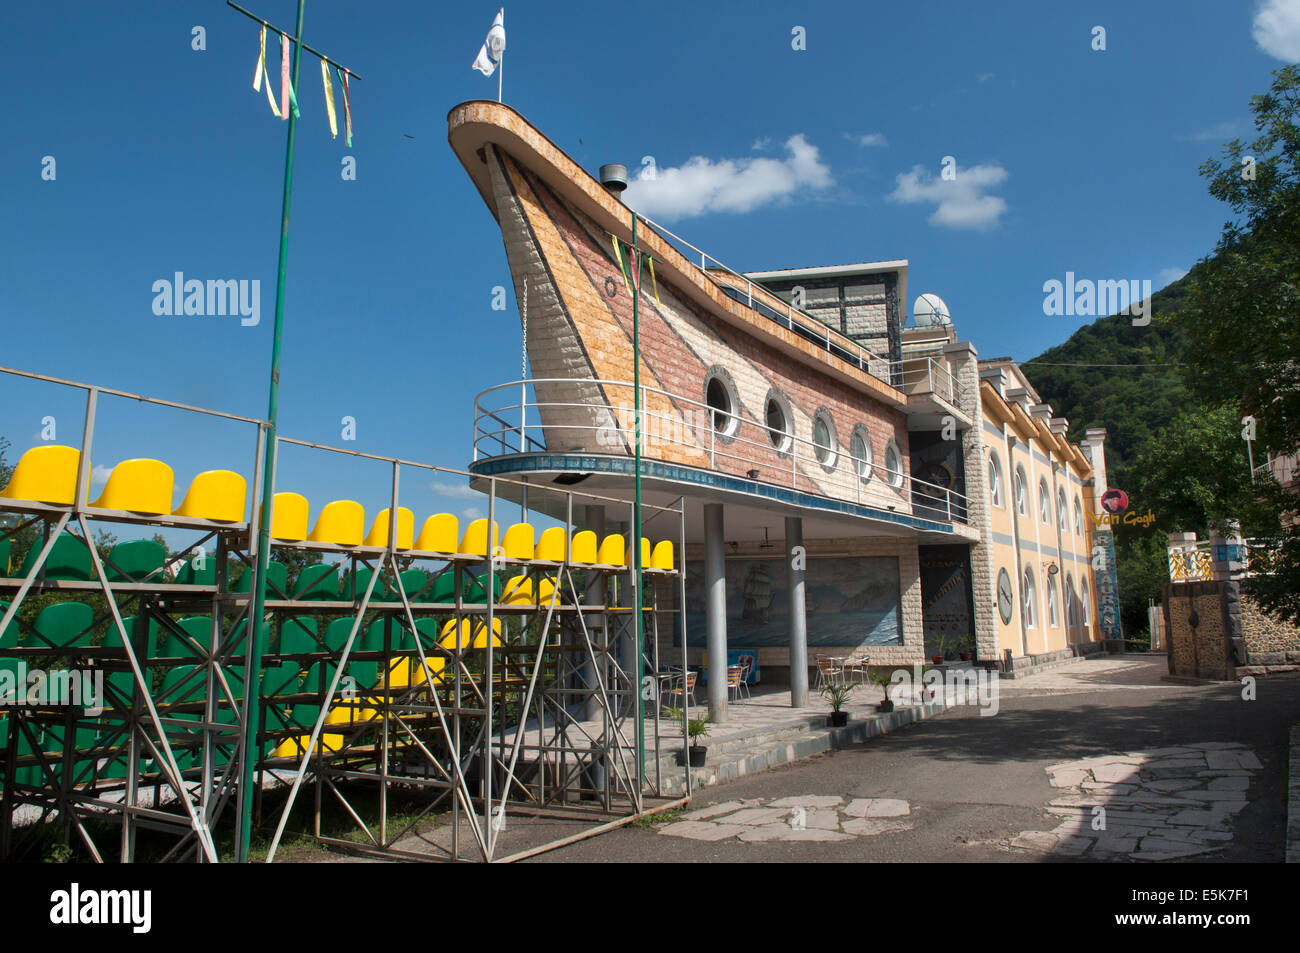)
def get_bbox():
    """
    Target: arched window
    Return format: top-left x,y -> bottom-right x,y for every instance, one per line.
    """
1081,582 -> 1090,629
1039,478 -> 1051,524
988,452 -> 1004,508
1066,575 -> 1080,626
1014,465 -> 1028,515
1057,487 -> 1068,532
1074,495 -> 1084,536
1022,568 -> 1037,628
1047,574 -> 1059,627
